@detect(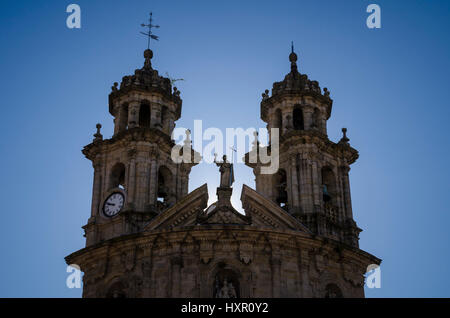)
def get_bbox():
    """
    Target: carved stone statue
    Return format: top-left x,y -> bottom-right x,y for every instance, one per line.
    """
215,155 -> 234,188
218,279 -> 230,298
215,278 -> 237,298
228,281 -> 237,298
